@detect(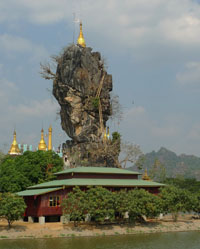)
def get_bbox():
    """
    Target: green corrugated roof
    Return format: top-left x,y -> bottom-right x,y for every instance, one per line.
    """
27,178 -> 164,190
54,167 -> 140,175
17,187 -> 62,196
